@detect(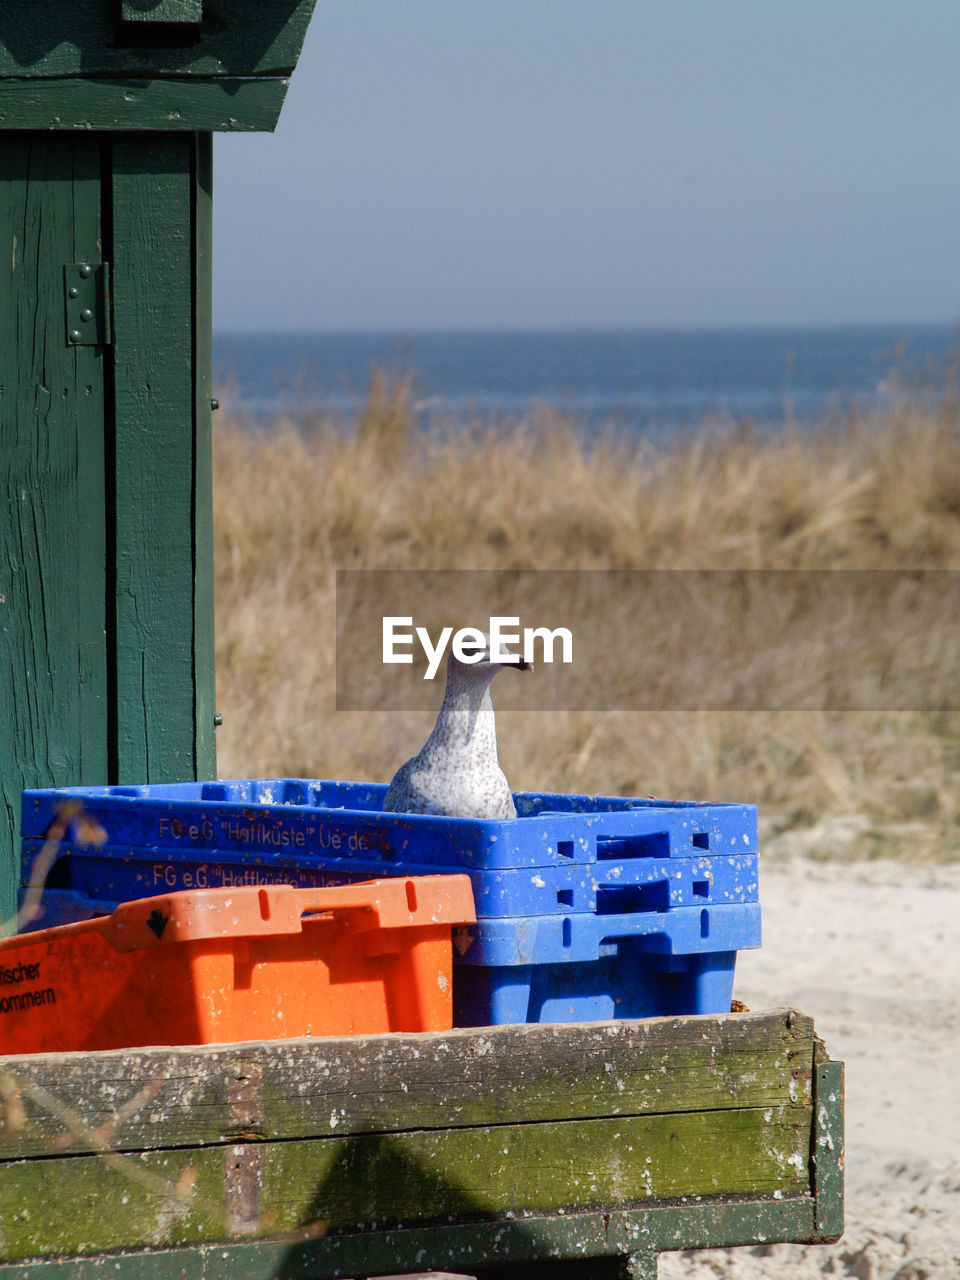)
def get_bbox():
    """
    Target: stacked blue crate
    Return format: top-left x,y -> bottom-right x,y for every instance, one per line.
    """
20,779 -> 760,1024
